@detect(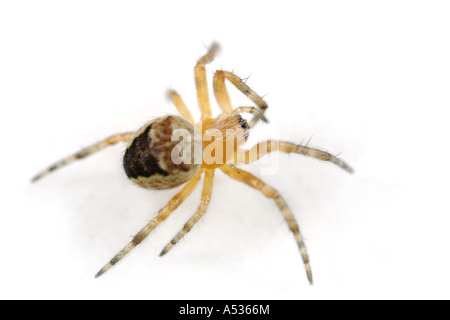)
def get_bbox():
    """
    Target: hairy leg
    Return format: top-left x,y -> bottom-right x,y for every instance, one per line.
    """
159,168 -> 215,256
233,140 -> 353,173
213,70 -> 268,127
167,89 -> 195,124
213,70 -> 234,115
195,43 -> 220,121
231,106 -> 268,123
220,164 -> 313,285
95,169 -> 203,278
31,132 -> 134,182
